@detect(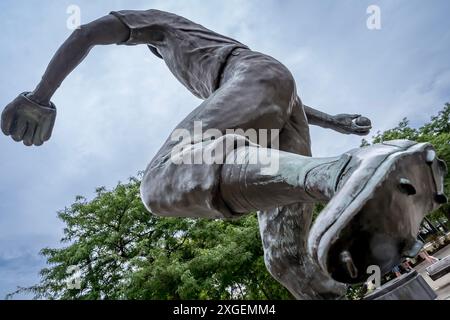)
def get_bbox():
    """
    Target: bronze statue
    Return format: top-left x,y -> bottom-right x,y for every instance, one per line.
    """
1,9 -> 447,299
